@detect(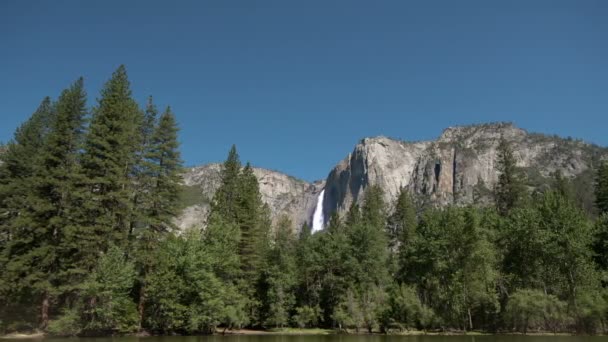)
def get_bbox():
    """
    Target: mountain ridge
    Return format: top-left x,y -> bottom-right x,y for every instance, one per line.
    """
176,122 -> 607,231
